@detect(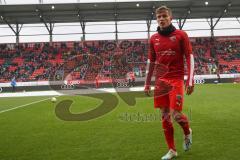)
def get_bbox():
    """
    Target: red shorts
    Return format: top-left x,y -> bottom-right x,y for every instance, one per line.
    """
154,79 -> 184,111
